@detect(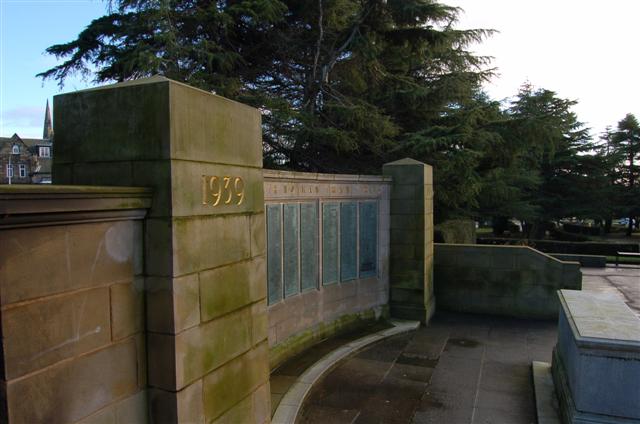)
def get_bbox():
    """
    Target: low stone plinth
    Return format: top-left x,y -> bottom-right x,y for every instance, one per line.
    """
552,290 -> 640,424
